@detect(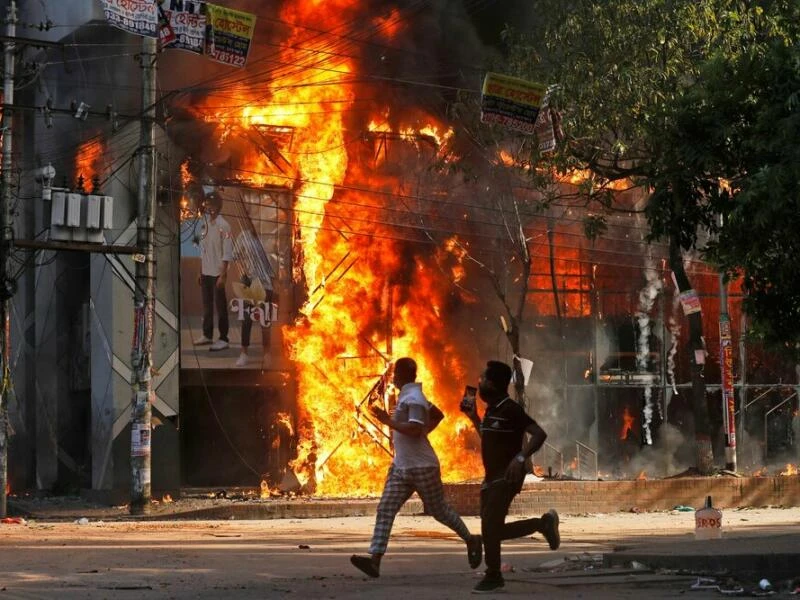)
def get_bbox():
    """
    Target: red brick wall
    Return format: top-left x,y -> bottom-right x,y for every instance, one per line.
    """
441,476 -> 800,515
